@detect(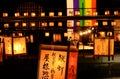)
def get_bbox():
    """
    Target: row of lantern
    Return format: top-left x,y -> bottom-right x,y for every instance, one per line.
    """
2,10 -> 119,17
2,21 -> 117,29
